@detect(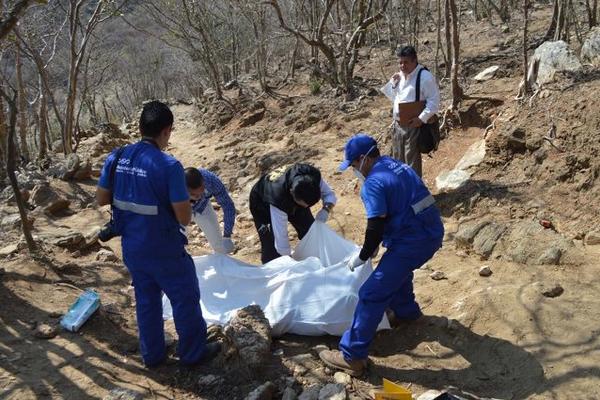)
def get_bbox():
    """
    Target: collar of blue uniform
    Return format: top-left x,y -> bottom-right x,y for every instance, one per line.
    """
141,137 -> 160,149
